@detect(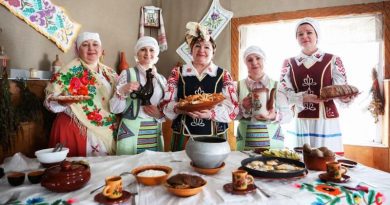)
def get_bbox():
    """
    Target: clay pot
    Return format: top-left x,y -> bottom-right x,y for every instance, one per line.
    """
303,152 -> 335,171
185,137 -> 230,169
41,161 -> 91,192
